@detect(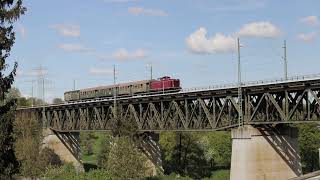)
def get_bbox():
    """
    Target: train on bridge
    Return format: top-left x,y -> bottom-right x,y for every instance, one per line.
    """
64,76 -> 181,101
